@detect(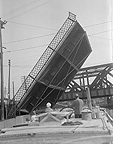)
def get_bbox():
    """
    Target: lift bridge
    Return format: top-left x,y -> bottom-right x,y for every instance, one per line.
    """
8,12 -> 92,118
